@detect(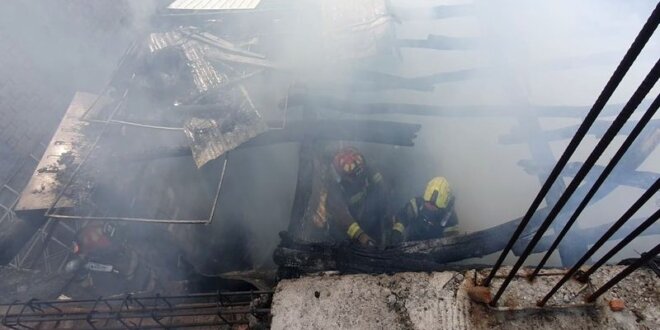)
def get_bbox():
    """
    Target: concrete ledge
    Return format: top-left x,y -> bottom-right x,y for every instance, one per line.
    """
271,266 -> 659,329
